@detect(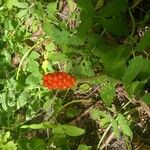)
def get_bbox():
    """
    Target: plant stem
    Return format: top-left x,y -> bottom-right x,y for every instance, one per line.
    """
128,8 -> 136,38
16,41 -> 42,80
56,99 -> 92,115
